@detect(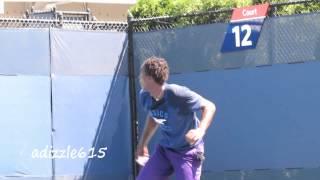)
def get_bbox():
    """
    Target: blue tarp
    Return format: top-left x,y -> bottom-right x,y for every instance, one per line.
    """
0,28 -> 52,179
0,76 -> 52,178
50,29 -> 131,179
171,62 -> 320,171
0,28 -> 132,180
0,29 -> 50,75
